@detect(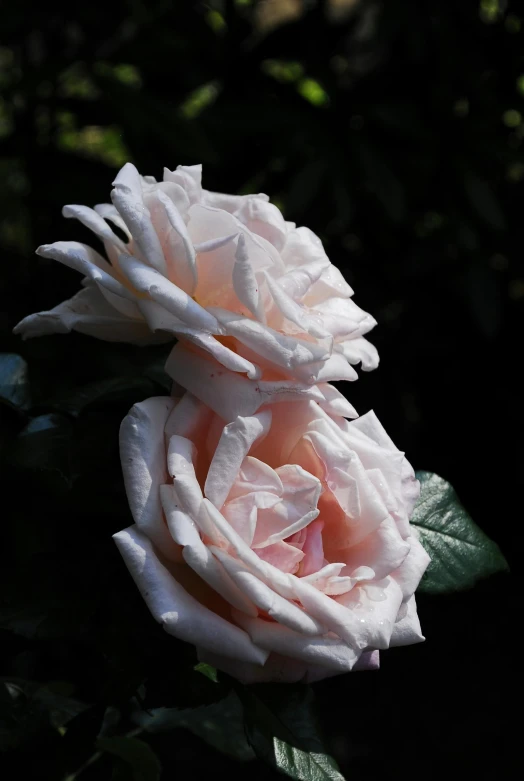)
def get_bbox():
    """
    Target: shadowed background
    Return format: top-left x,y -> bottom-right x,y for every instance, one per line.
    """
0,1 -> 518,779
